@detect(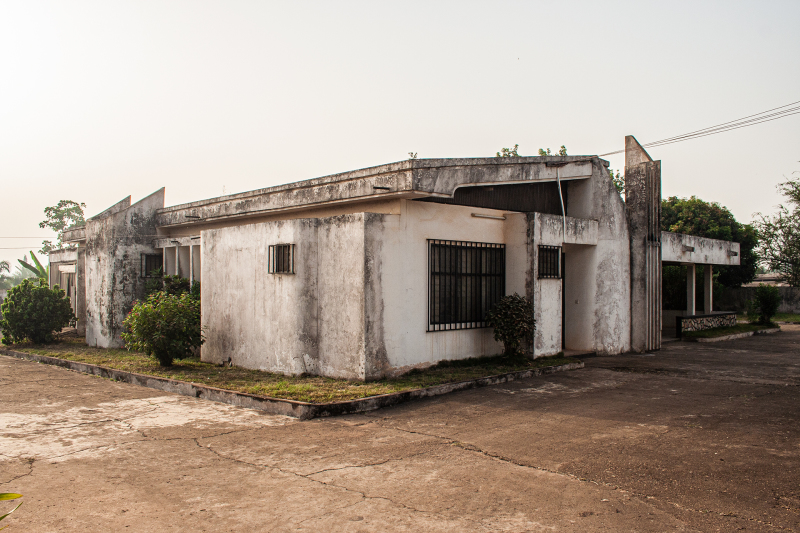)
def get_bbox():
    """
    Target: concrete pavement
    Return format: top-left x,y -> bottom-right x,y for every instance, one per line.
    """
1,327 -> 799,531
